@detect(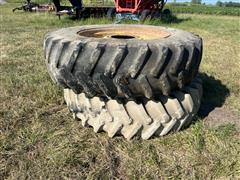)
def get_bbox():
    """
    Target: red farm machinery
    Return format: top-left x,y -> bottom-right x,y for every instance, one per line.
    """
115,0 -> 167,21
52,0 -> 169,21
